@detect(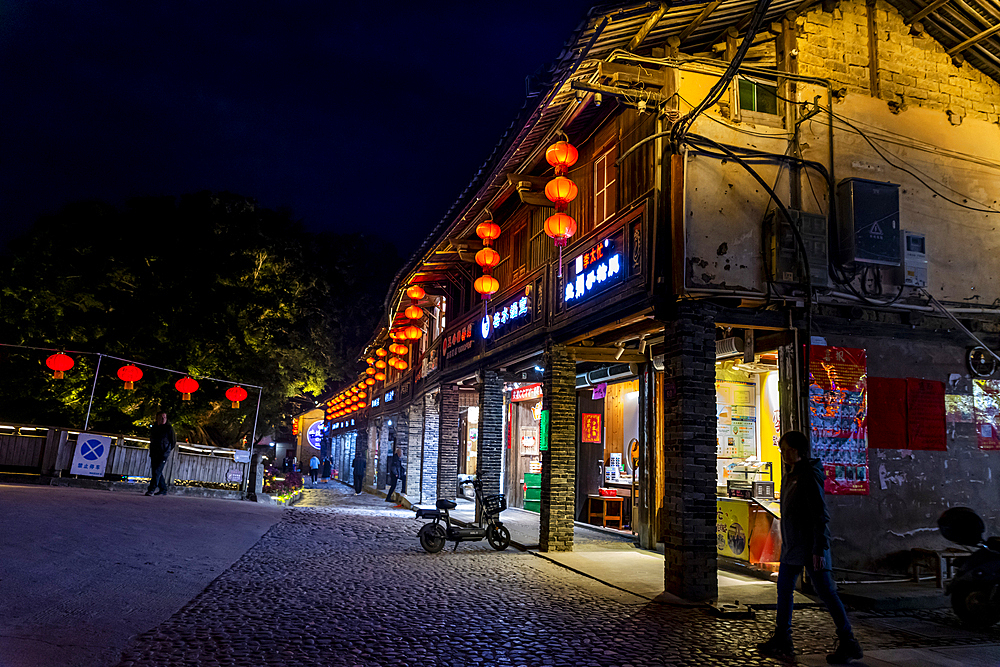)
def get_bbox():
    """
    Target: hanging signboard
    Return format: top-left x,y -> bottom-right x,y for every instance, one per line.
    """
809,346 -> 869,495
306,421 -> 324,450
512,383 -> 542,402
539,409 -> 549,452
442,321 -> 476,361
973,379 -> 1000,450
71,433 -> 113,477
562,228 -> 626,307
483,287 -> 533,343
